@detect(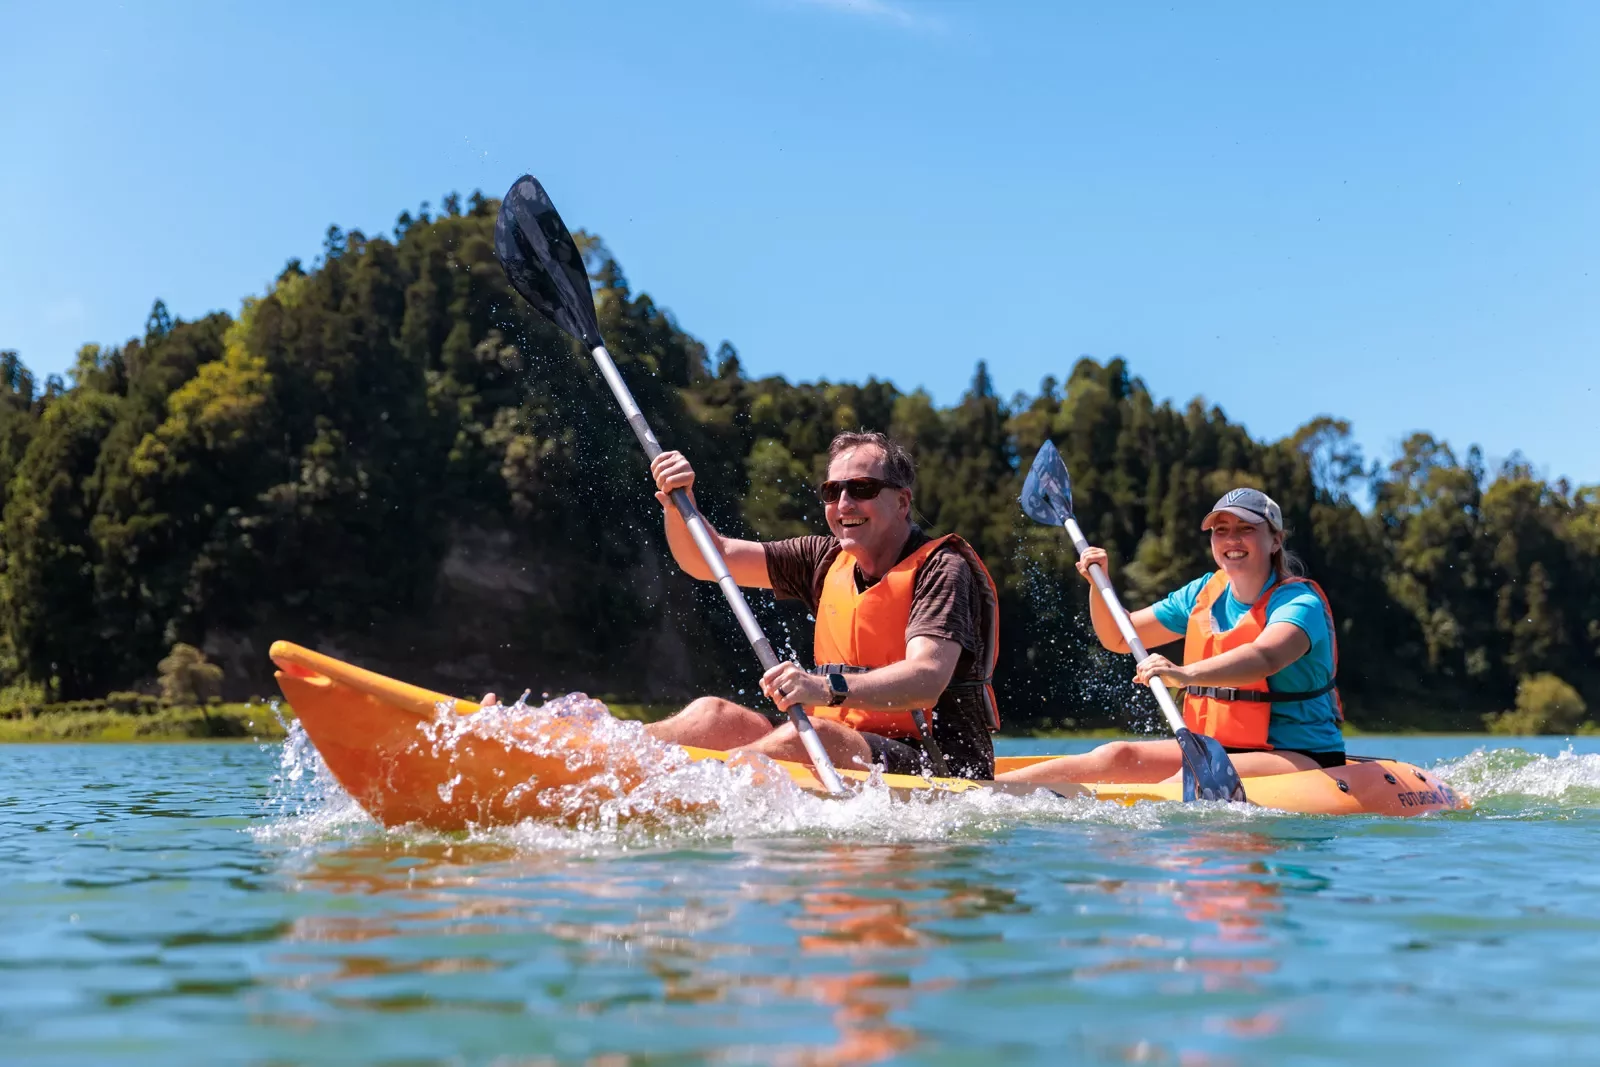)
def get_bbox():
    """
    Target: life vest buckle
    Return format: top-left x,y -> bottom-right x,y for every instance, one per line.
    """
1187,684 -> 1241,702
